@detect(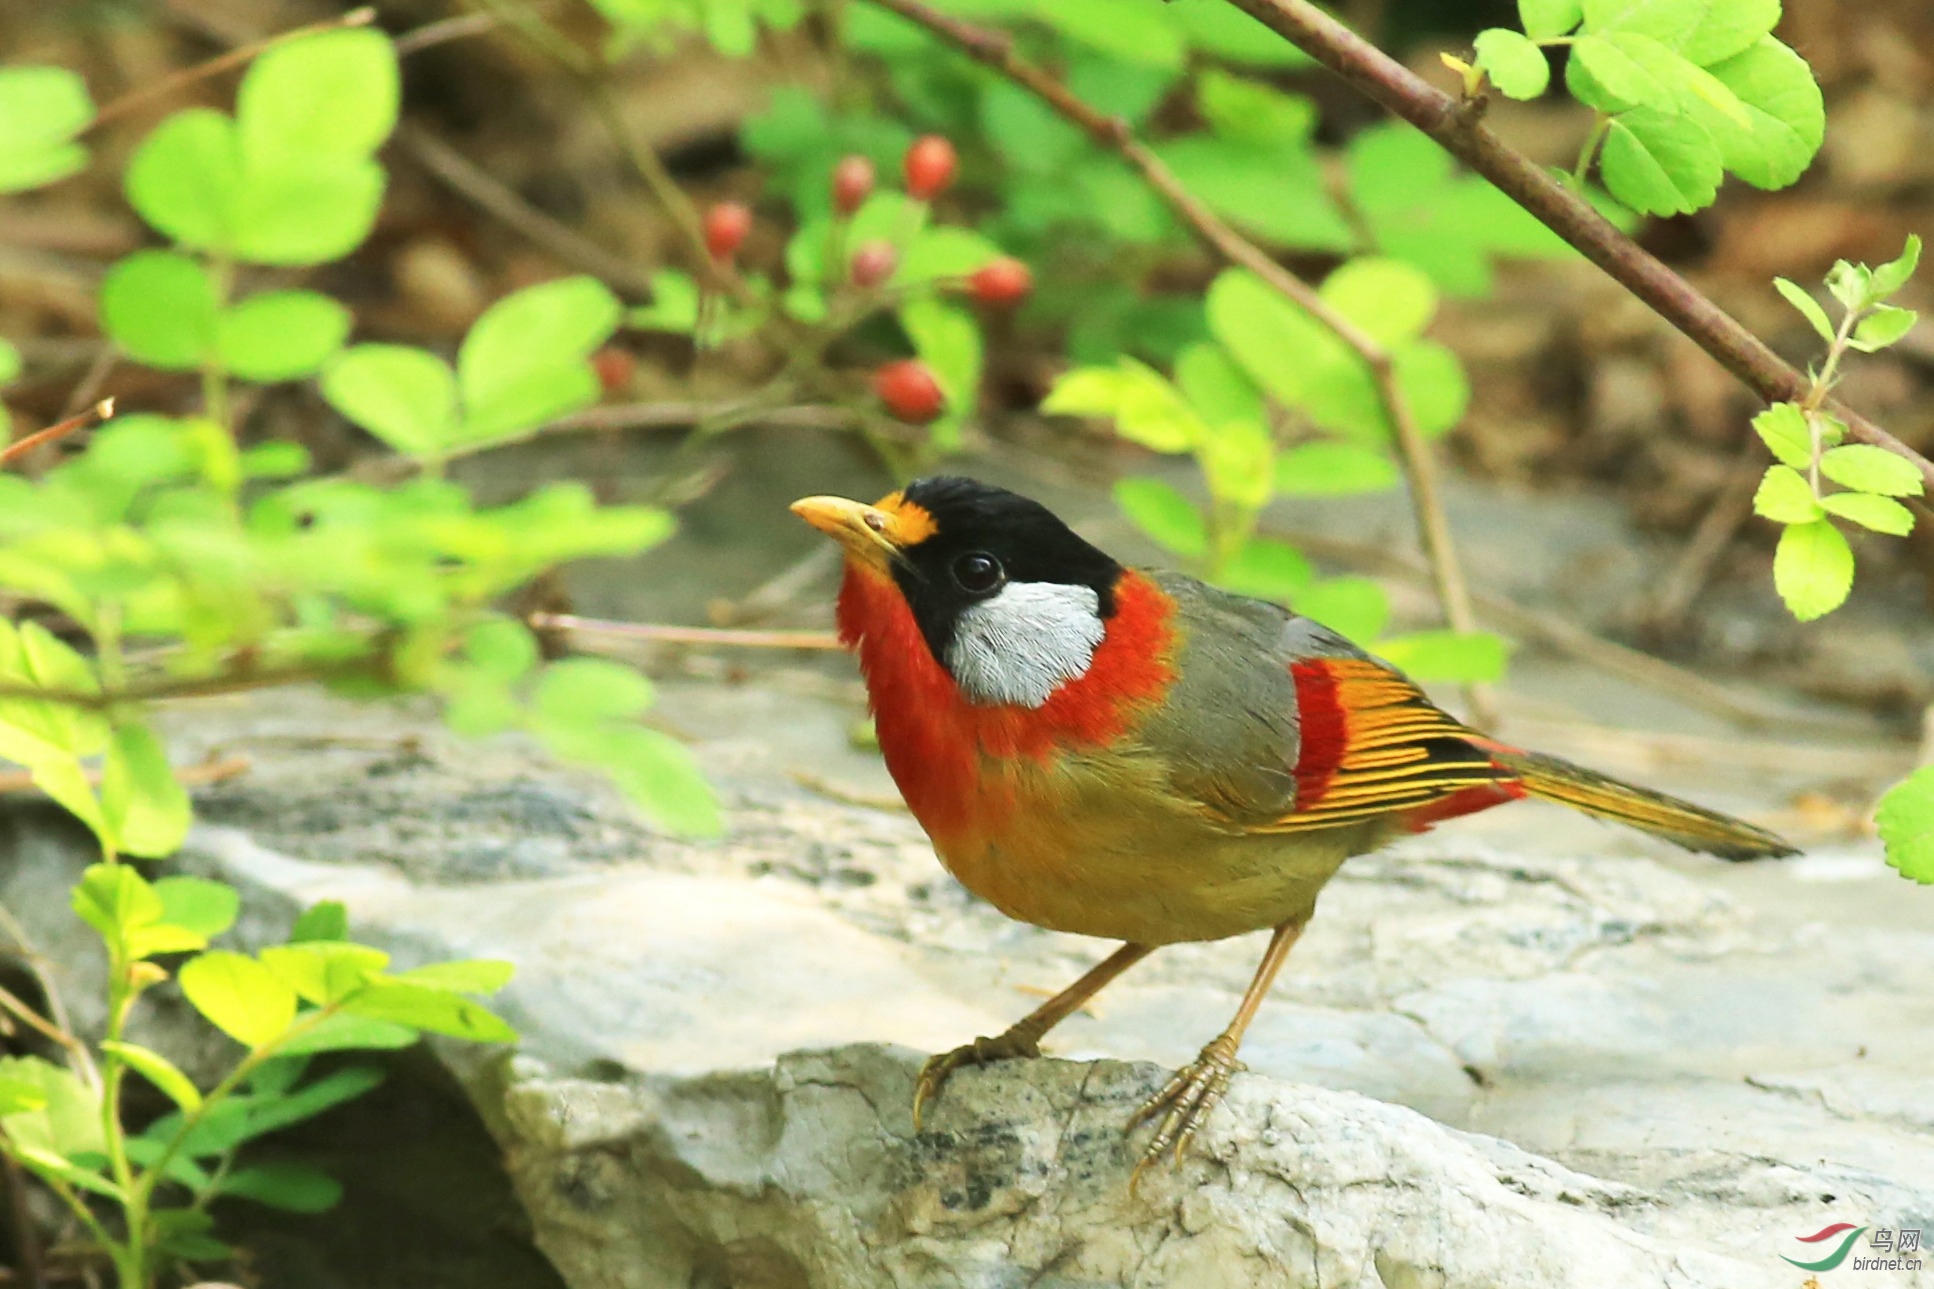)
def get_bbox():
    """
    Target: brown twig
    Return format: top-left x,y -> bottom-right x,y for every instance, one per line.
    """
56,345 -> 117,423
89,7 -> 377,129
529,613 -> 843,650
1,400 -> 114,469
397,126 -> 656,296
1221,0 -> 1934,491
0,755 -> 249,796
393,10 -> 505,56
863,0 -> 1491,722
